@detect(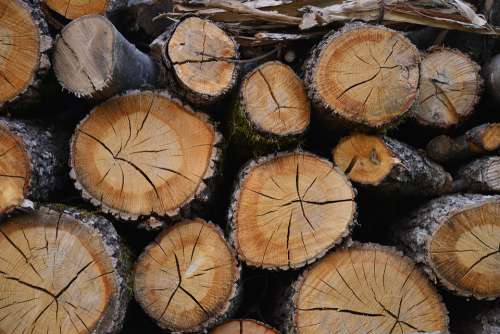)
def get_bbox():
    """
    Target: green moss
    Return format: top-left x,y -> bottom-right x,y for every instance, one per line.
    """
225,102 -> 302,159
